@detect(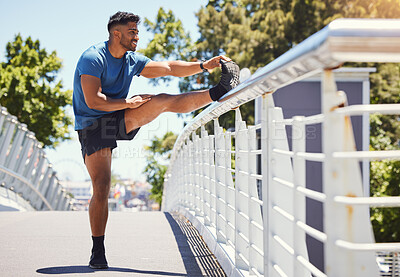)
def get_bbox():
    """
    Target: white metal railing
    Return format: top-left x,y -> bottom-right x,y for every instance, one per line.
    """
0,106 -> 72,211
377,252 -> 400,277
162,19 -> 400,277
